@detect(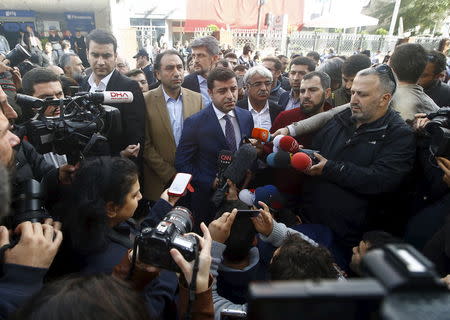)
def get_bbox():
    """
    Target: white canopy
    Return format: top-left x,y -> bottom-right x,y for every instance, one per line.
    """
304,13 -> 379,29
